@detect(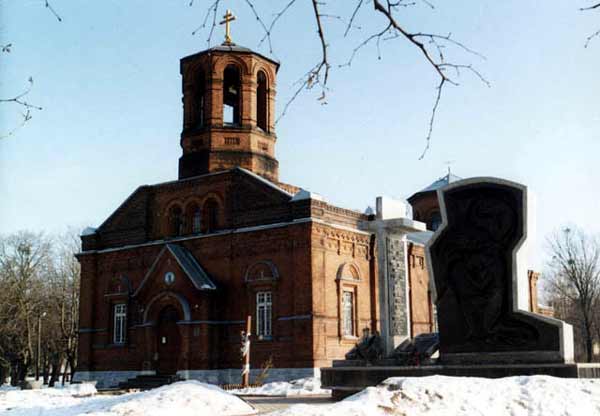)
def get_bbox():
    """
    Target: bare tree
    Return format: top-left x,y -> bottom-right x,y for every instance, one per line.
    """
48,229 -> 80,385
190,0 -> 488,159
582,2 -> 600,47
546,226 -> 600,362
0,1 -> 61,139
0,231 -> 52,384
